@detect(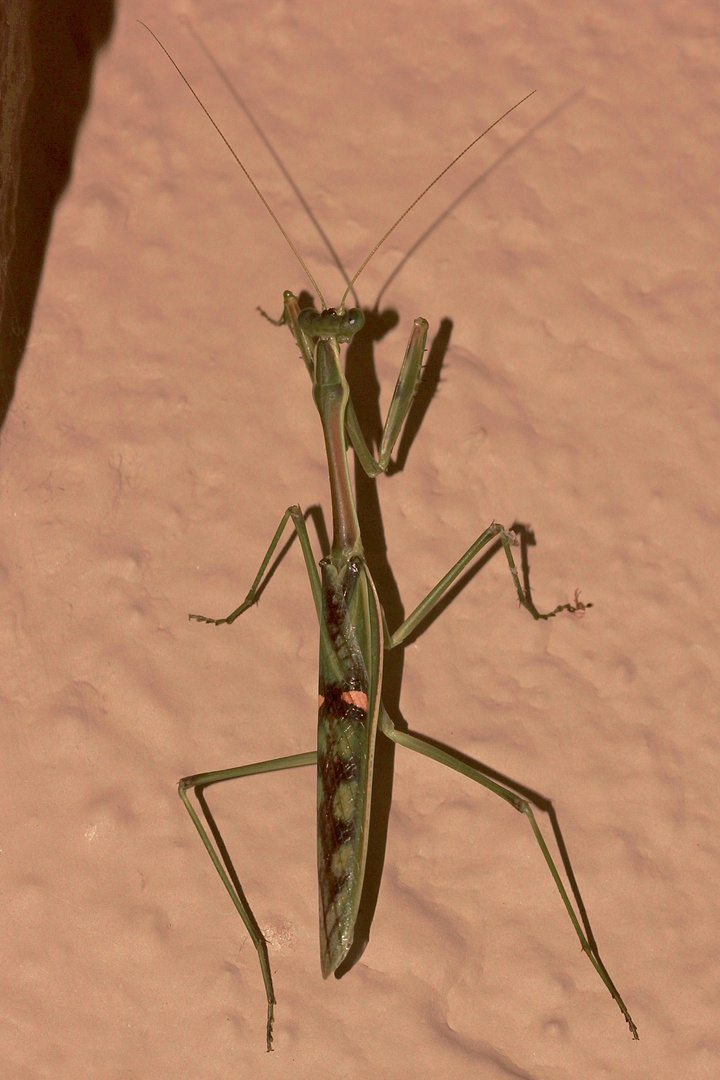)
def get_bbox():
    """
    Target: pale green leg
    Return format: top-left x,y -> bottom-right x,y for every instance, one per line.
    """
388,522 -> 584,646
189,503 -> 322,625
258,292 -> 315,379
184,503 -> 323,1049
179,751 -> 316,1051
379,525 -> 633,1035
260,292 -> 429,479
378,707 -> 638,1039
344,315 -> 429,478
